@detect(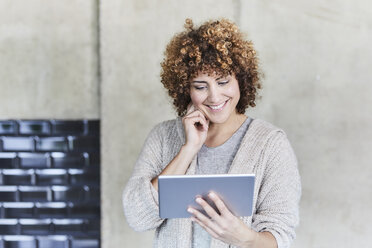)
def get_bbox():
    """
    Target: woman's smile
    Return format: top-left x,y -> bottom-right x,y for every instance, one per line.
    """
206,99 -> 229,111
